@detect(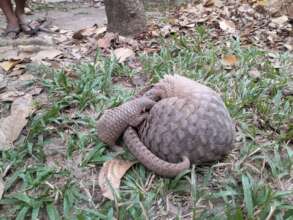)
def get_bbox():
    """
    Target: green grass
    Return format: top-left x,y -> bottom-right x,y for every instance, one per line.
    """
0,26 -> 292,219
